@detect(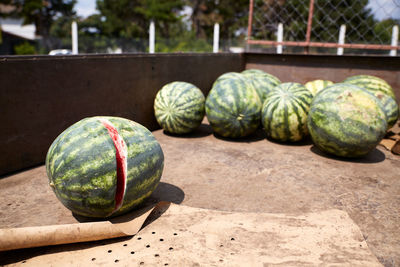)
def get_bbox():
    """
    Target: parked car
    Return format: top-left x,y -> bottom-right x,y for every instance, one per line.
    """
48,49 -> 72,55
